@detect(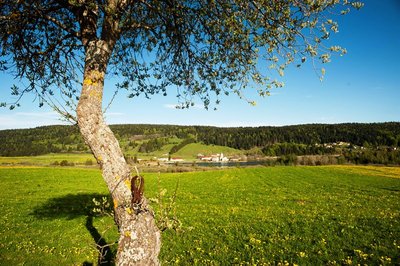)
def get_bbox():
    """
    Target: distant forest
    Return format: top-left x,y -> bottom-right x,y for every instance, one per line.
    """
1,122 -> 400,165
